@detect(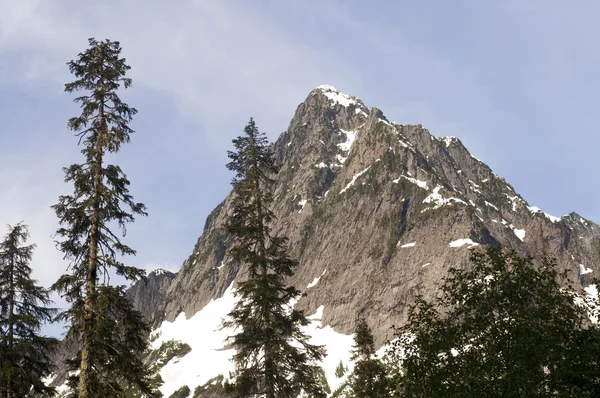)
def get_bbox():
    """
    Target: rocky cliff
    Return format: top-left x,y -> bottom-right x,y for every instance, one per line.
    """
154,85 -> 600,345
128,268 -> 177,323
